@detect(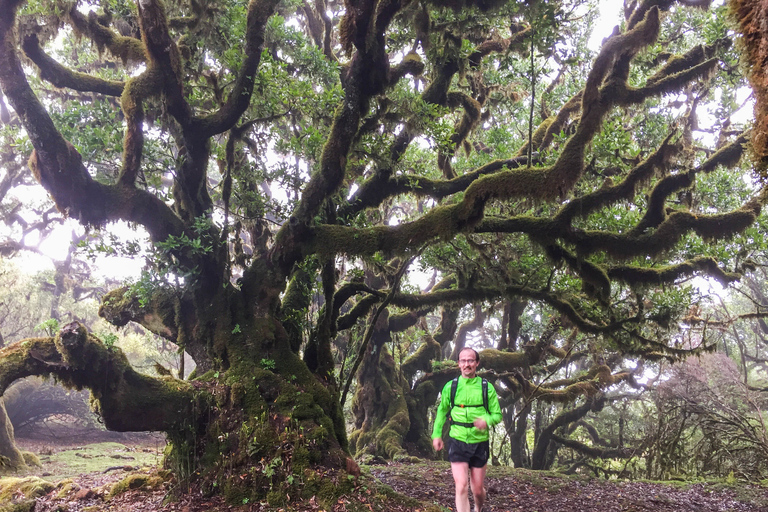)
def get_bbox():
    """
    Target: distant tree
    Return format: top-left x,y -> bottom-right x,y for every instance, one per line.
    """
0,0 -> 766,502
649,352 -> 768,479
3,378 -> 95,435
